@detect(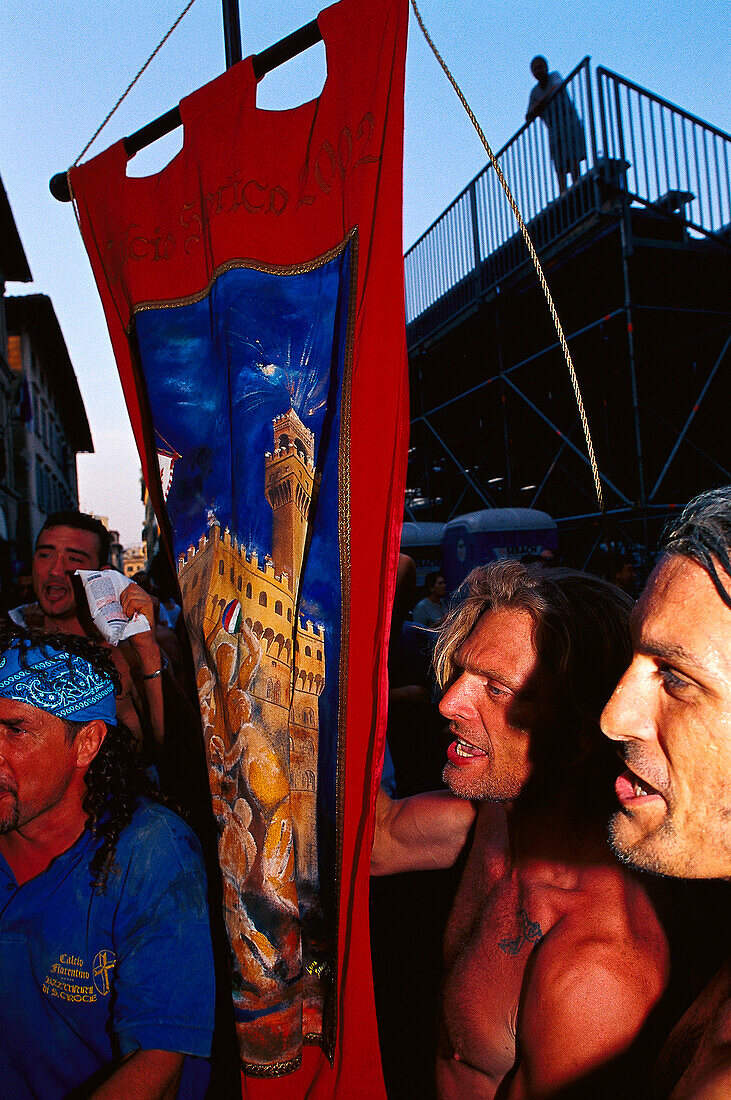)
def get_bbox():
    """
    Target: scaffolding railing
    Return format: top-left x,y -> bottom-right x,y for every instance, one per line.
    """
405,58 -> 595,328
405,59 -> 730,336
597,66 -> 731,238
